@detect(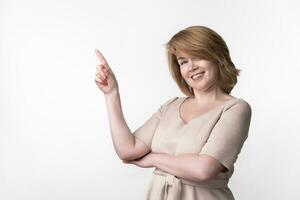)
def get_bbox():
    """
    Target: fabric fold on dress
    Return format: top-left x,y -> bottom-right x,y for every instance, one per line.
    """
152,168 -> 229,200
